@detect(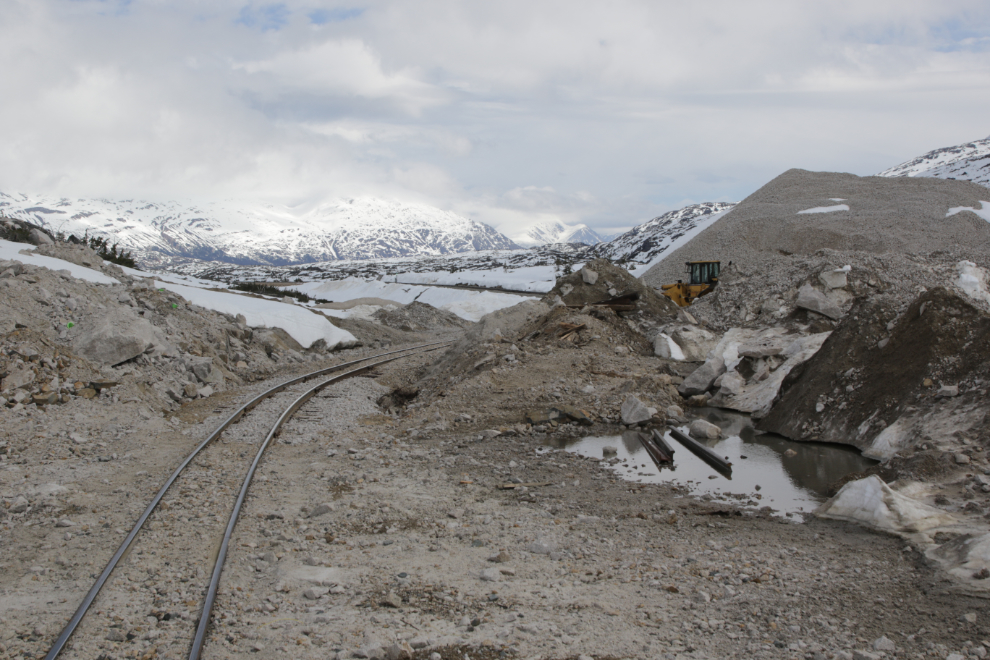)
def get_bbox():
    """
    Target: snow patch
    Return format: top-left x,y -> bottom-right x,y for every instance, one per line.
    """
955,260 -> 990,306
797,204 -> 850,215
817,475 -> 957,533
946,201 -> 990,223
0,239 -> 119,285
150,280 -> 357,350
